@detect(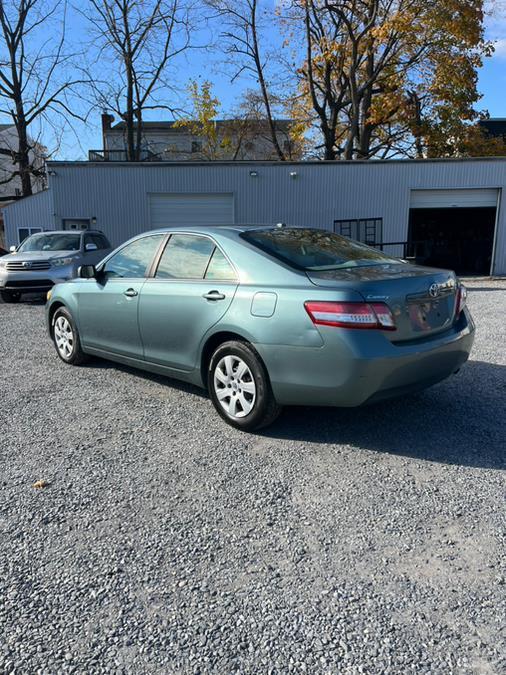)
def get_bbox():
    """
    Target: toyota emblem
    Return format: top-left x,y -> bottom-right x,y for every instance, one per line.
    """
428,283 -> 440,298
22,261 -> 32,268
